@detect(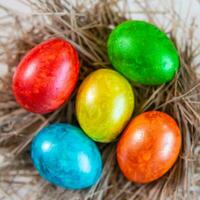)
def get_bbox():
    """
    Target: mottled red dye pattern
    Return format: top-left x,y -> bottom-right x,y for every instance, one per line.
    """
117,111 -> 181,183
12,38 -> 79,114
